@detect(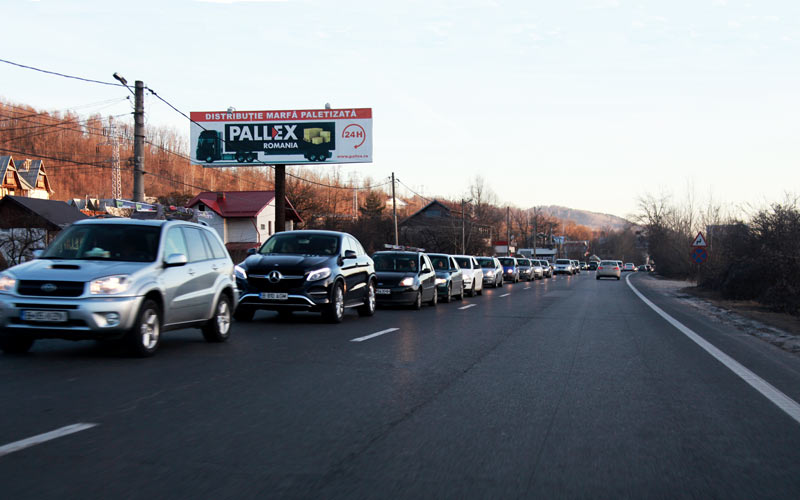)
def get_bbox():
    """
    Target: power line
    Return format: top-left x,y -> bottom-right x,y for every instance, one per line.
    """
0,57 -> 124,87
397,179 -> 433,203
